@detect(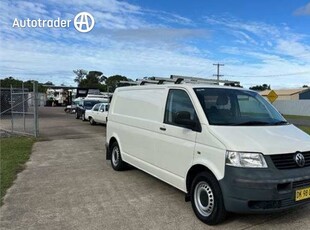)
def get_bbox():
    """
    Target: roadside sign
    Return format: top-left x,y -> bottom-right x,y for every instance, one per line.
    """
267,90 -> 278,103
